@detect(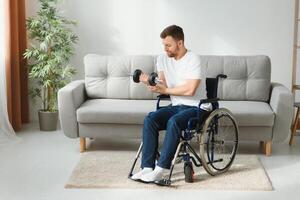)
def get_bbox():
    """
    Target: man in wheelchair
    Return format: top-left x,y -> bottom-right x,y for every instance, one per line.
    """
129,25 -> 238,185
131,25 -> 212,182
